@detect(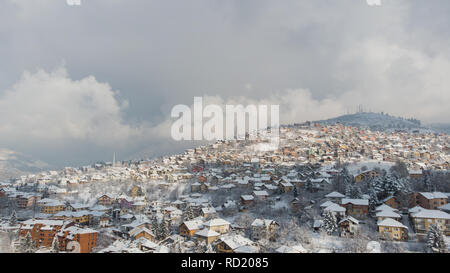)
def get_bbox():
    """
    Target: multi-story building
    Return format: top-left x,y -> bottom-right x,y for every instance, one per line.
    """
377,218 -> 409,241
410,192 -> 448,210
410,209 -> 450,236
341,198 -> 369,219
19,219 -> 68,248
57,226 -> 98,253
